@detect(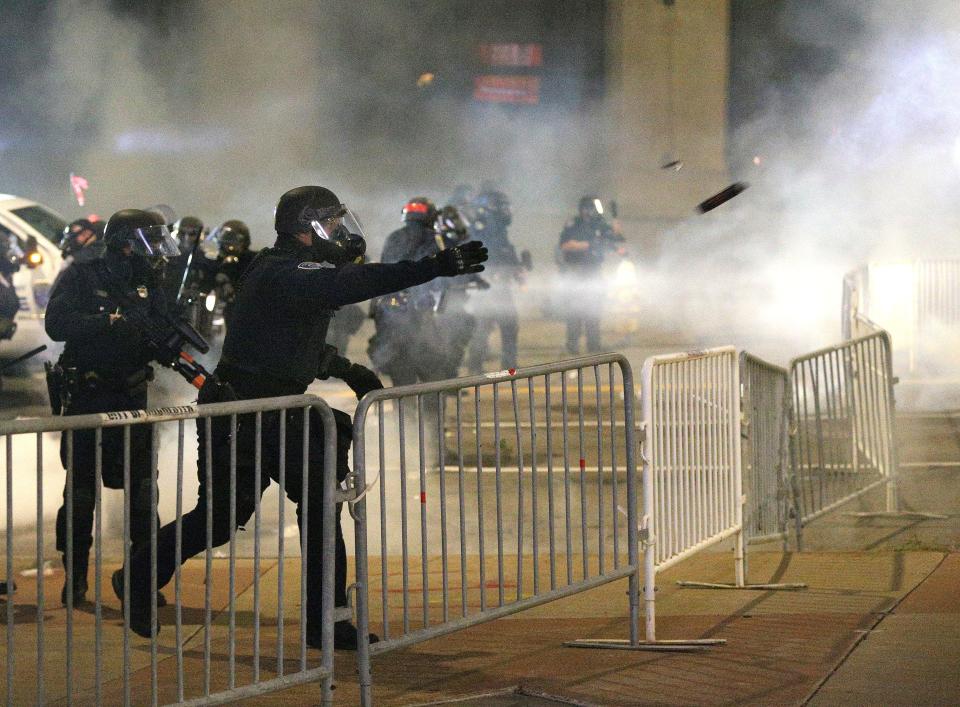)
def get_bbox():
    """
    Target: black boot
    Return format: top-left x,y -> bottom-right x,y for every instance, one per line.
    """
60,553 -> 88,606
112,569 -> 159,638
